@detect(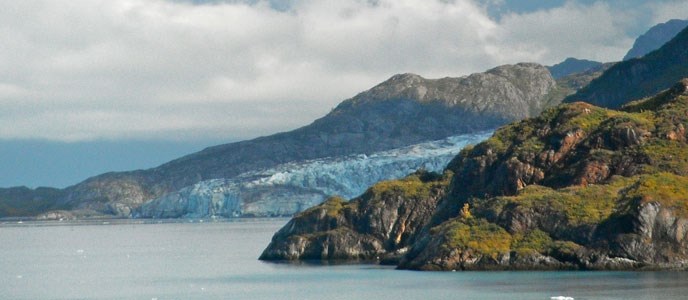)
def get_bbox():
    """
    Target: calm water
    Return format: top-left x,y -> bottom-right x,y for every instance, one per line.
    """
1,219 -> 688,300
